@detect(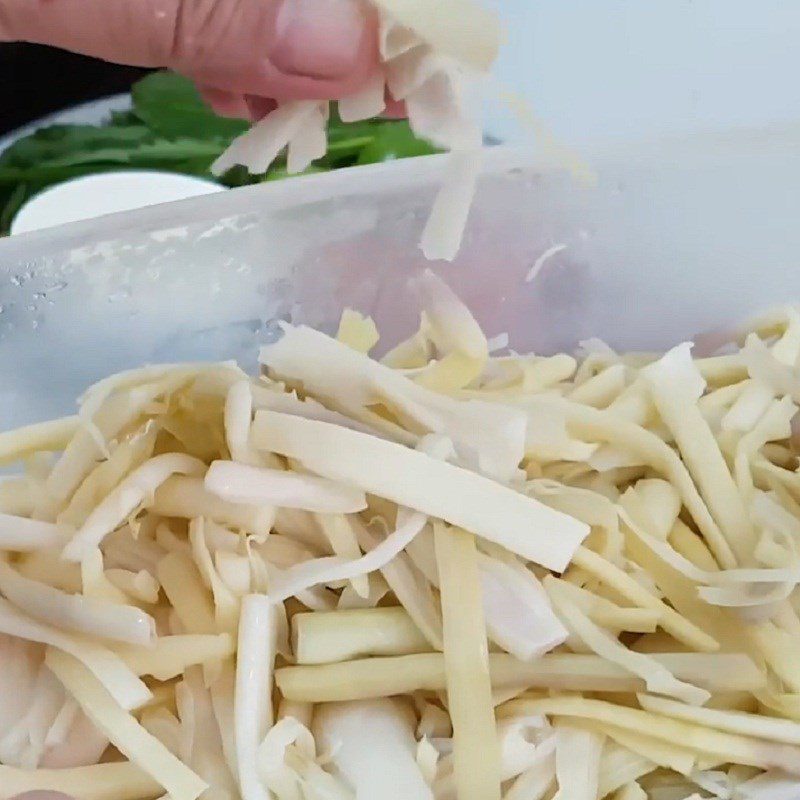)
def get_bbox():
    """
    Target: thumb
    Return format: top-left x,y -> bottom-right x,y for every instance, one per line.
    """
2,0 -> 379,101
171,0 -> 380,101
